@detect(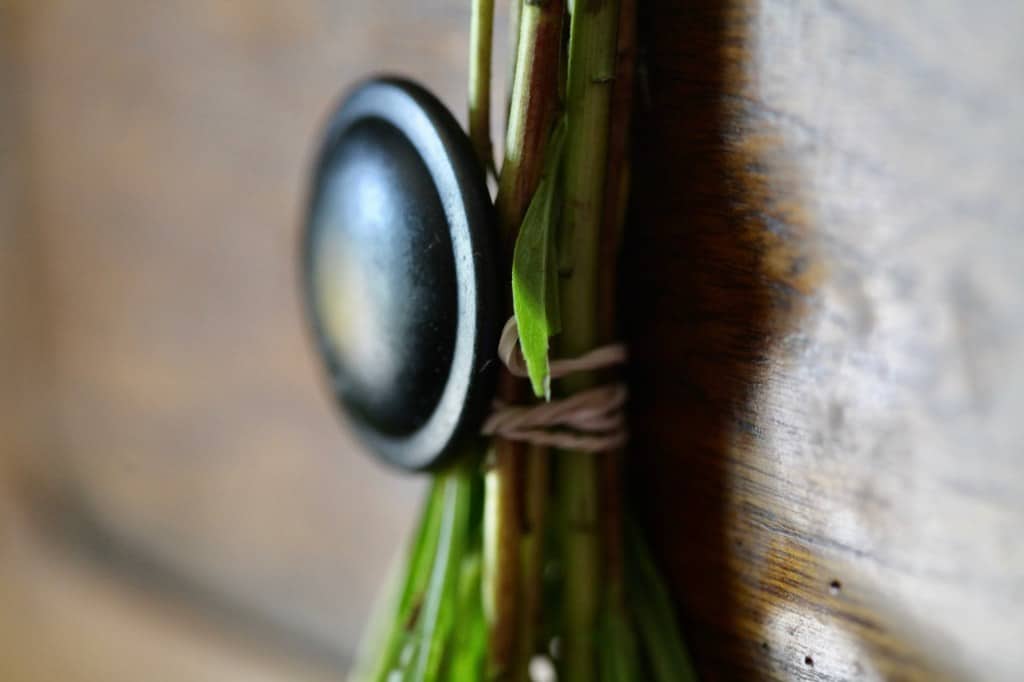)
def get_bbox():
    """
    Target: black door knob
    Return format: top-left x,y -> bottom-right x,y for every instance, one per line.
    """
302,77 -> 500,471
